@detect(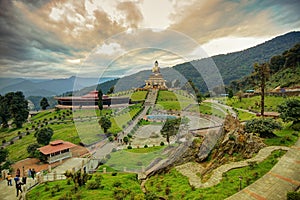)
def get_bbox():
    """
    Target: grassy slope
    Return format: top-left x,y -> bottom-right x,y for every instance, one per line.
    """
26,173 -> 144,200
2,103 -> 143,161
105,147 -> 166,171
145,150 -> 286,200
156,90 -> 194,111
